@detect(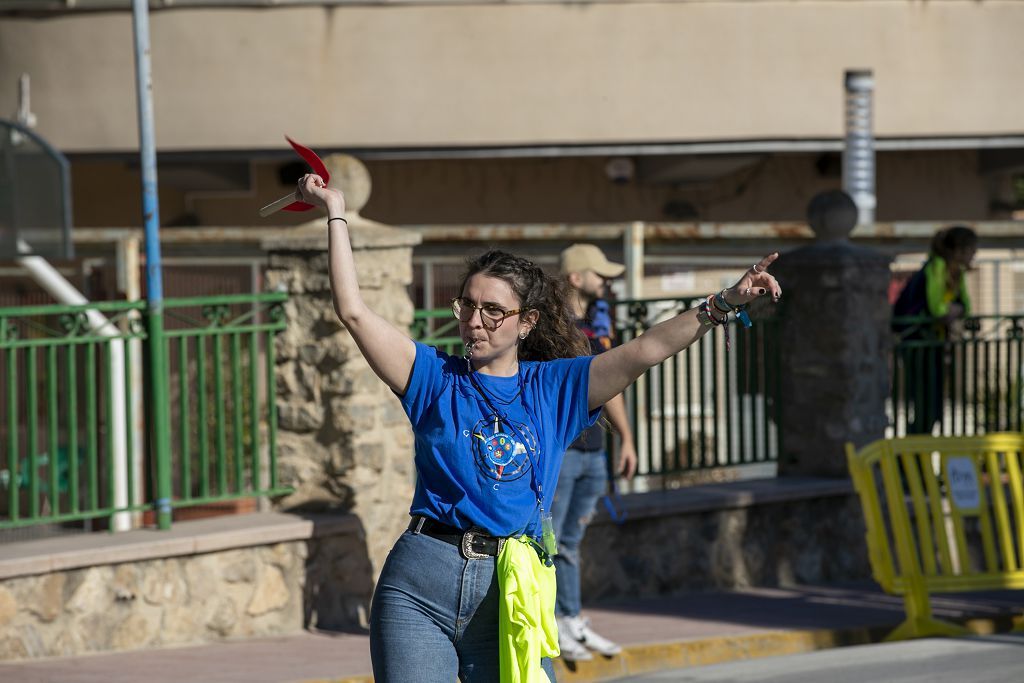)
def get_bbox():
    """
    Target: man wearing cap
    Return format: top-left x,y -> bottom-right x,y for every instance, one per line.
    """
553,243 -> 638,662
